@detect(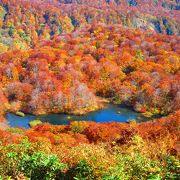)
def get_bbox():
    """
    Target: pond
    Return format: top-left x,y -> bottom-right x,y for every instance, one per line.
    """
7,104 -> 148,129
